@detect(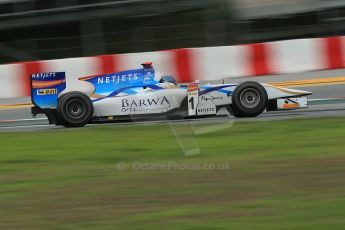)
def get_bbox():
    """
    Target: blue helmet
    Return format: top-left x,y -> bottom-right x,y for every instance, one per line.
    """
160,75 -> 177,85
